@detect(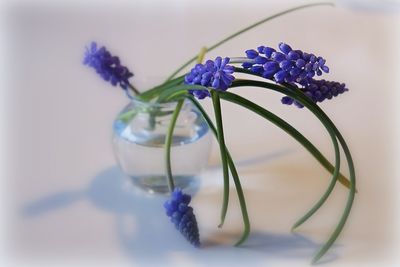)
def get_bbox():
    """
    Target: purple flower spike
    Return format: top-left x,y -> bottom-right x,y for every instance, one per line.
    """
243,42 -> 330,85
185,56 -> 235,99
281,79 -> 349,108
83,42 -> 133,90
164,188 -> 200,247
